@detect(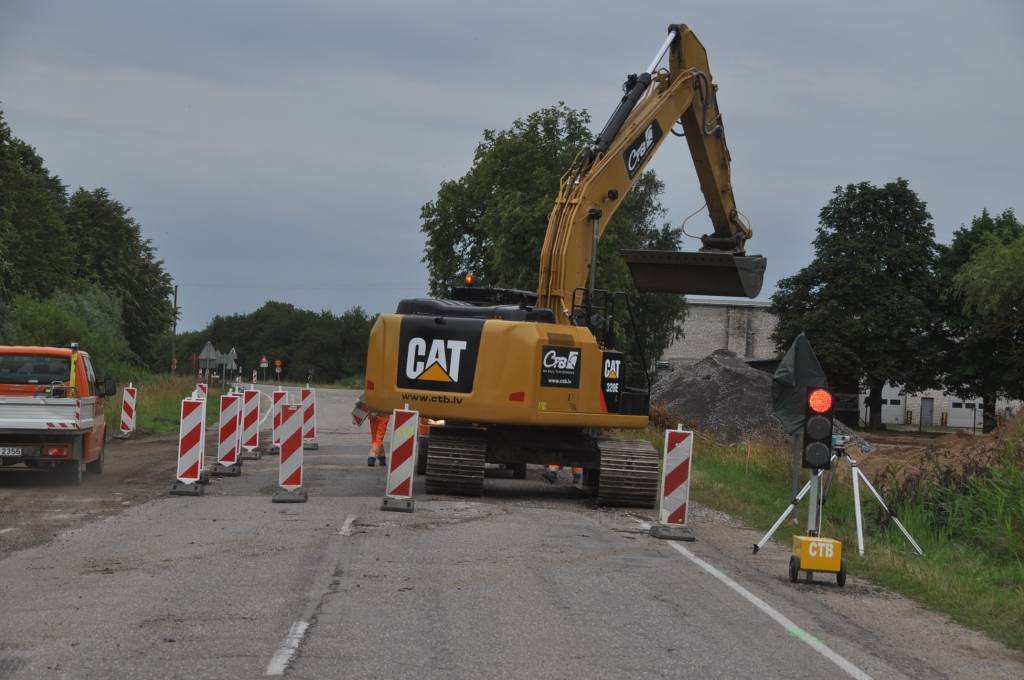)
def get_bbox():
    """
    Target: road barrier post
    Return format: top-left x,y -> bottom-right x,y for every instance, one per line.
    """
241,388 -> 261,460
381,408 -> 418,512
115,382 -> 137,439
270,388 -> 288,454
301,386 -> 318,450
170,397 -> 206,496
272,404 -> 307,503
213,393 -> 242,476
649,426 -> 695,541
